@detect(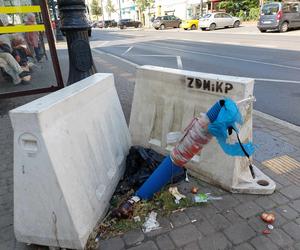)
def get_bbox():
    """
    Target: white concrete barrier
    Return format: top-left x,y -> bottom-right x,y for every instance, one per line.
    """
130,66 -> 275,194
9,74 -> 131,249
